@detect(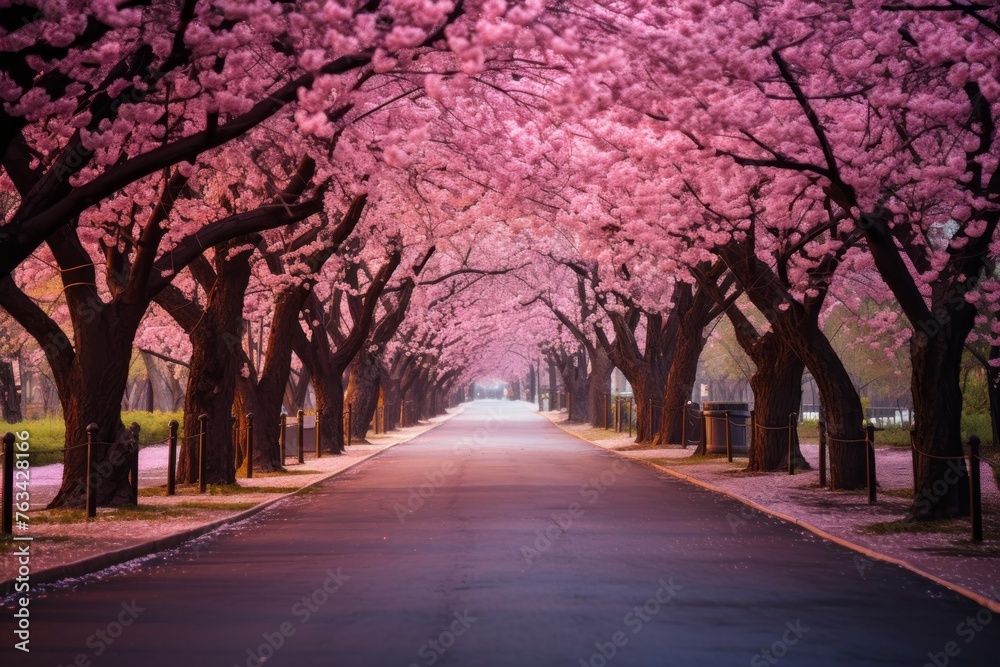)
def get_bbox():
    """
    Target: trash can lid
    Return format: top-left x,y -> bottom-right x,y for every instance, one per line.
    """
702,401 -> 750,411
